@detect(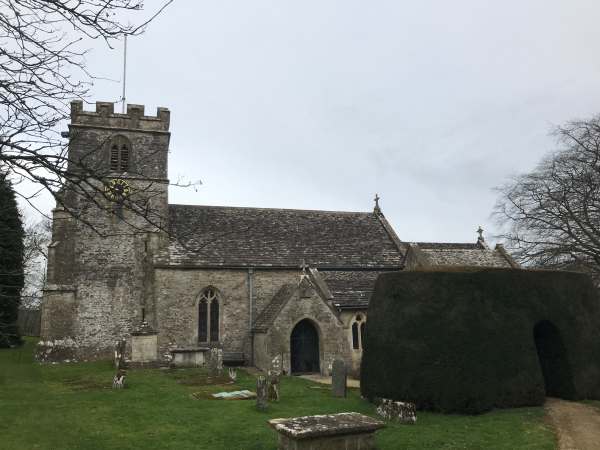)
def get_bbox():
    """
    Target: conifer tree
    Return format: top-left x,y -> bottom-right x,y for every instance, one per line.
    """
0,174 -> 24,347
